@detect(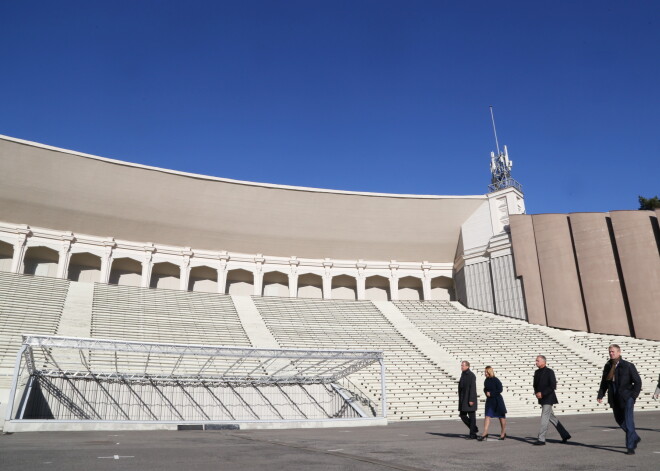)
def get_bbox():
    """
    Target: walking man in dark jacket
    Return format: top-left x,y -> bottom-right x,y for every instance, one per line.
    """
533,355 -> 571,445
597,344 -> 642,455
458,360 -> 479,439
